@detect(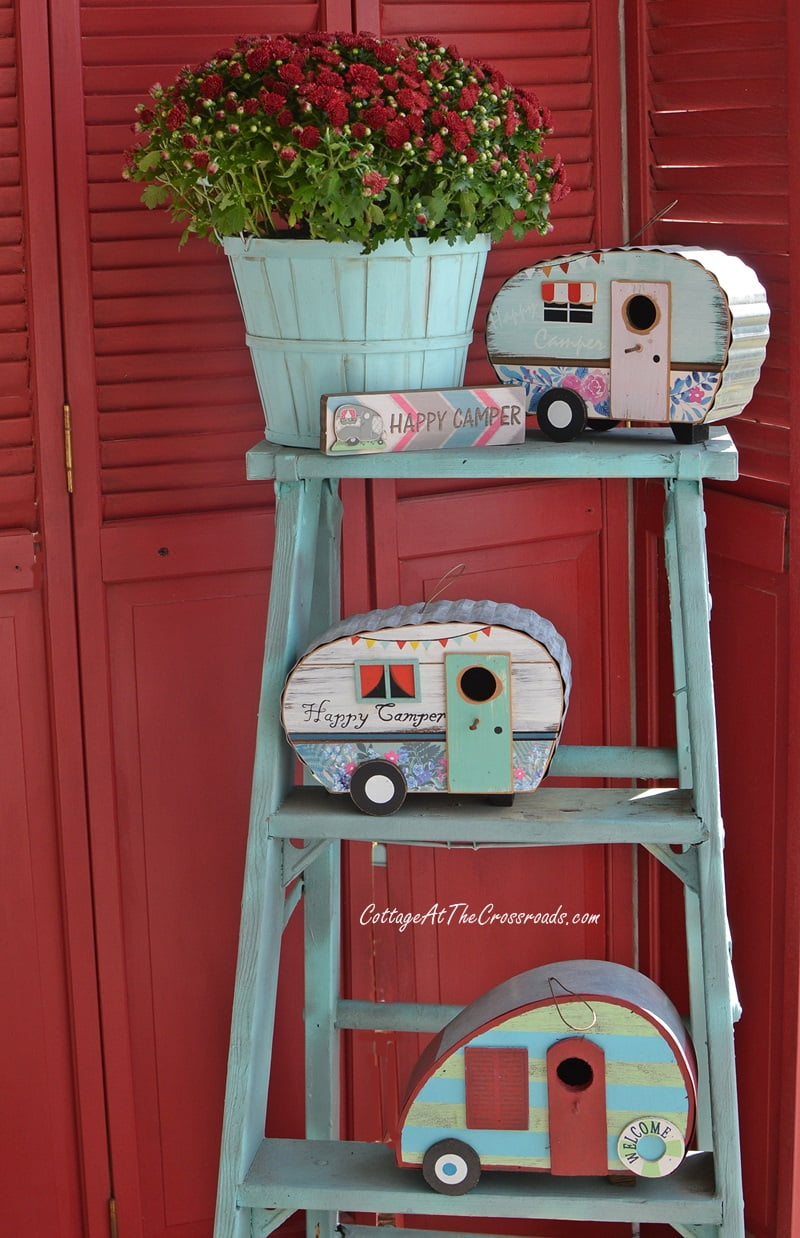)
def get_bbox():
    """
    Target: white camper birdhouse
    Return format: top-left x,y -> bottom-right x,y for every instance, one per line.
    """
281,599 -> 570,815
486,246 -> 769,443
